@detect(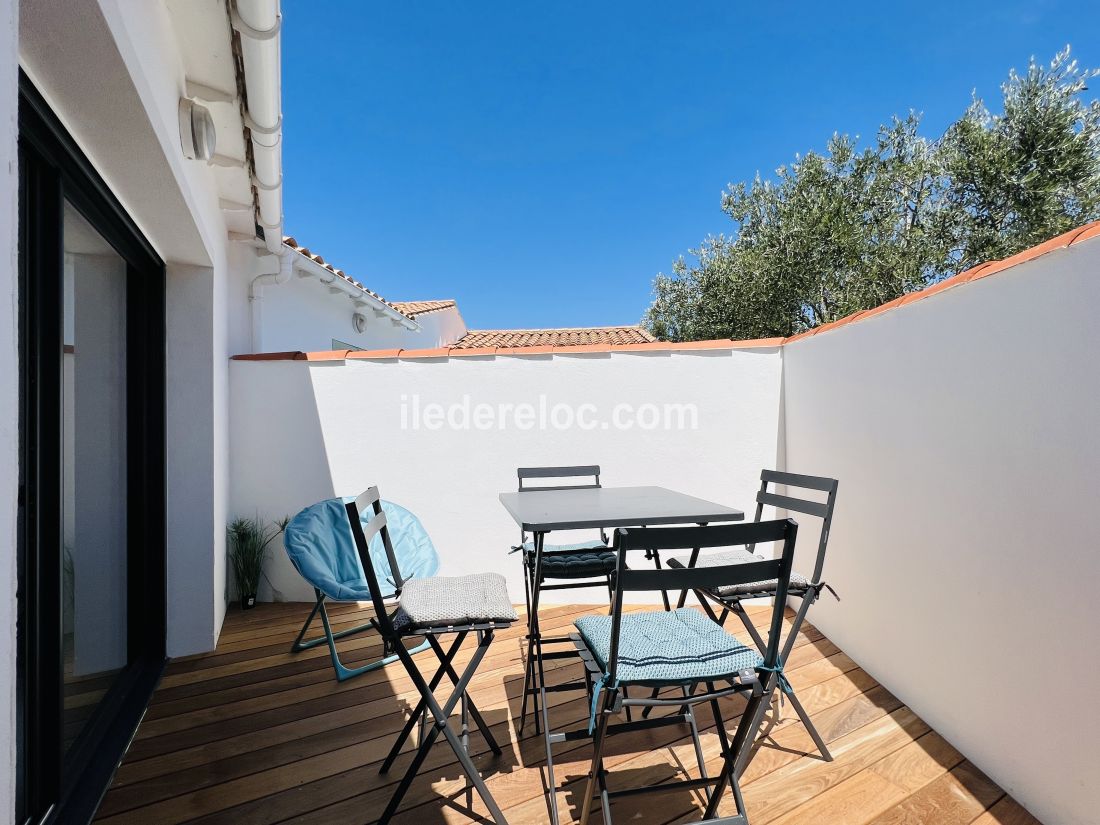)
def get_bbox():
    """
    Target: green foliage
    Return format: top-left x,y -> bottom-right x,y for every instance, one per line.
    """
645,48 -> 1100,341
227,515 -> 287,602
937,49 -> 1100,269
